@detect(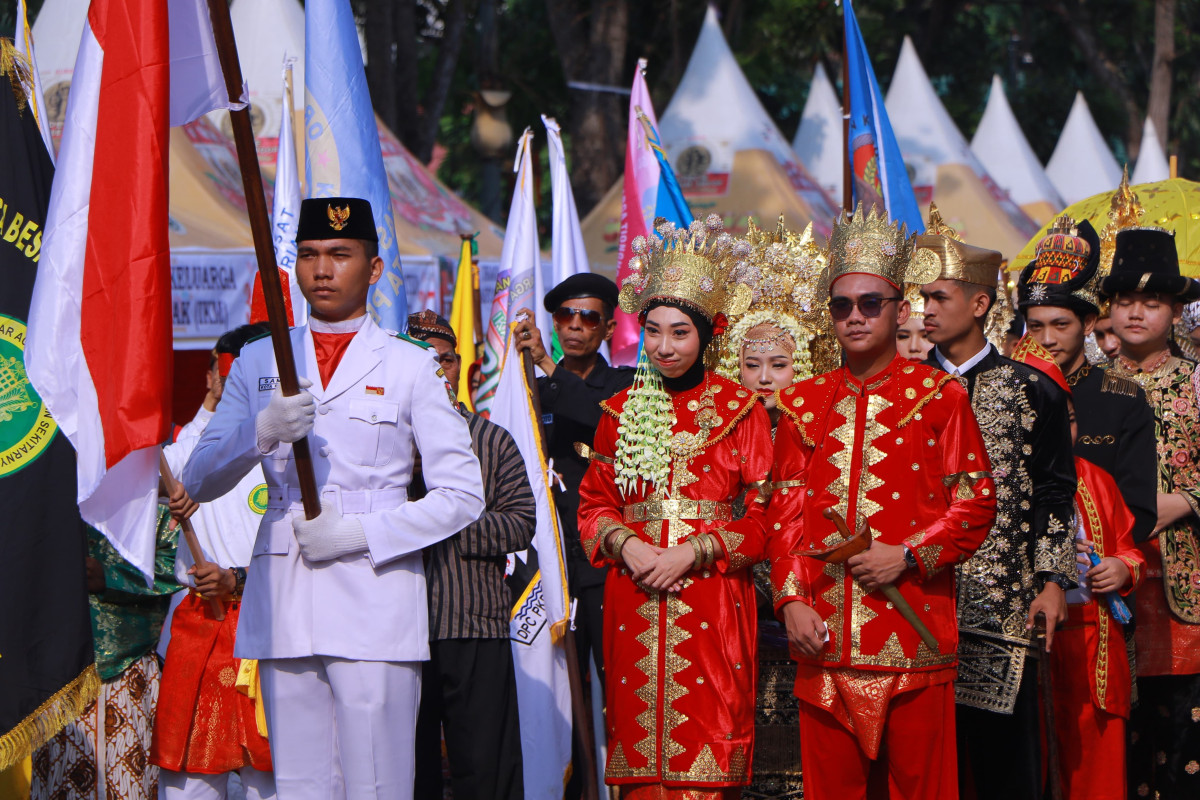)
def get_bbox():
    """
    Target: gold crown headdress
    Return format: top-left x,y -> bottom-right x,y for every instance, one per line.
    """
821,204 -> 931,293
1098,168 -> 1145,281
619,215 -> 752,321
912,204 -> 1003,287
712,216 -> 839,380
